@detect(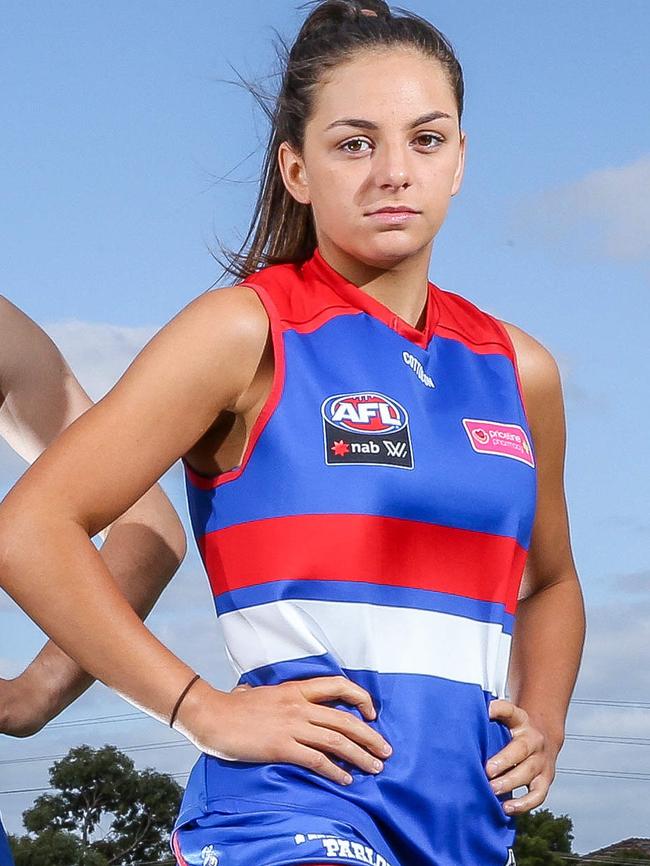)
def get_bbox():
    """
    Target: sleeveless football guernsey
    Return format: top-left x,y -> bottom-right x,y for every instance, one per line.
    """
172,246 -> 536,866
